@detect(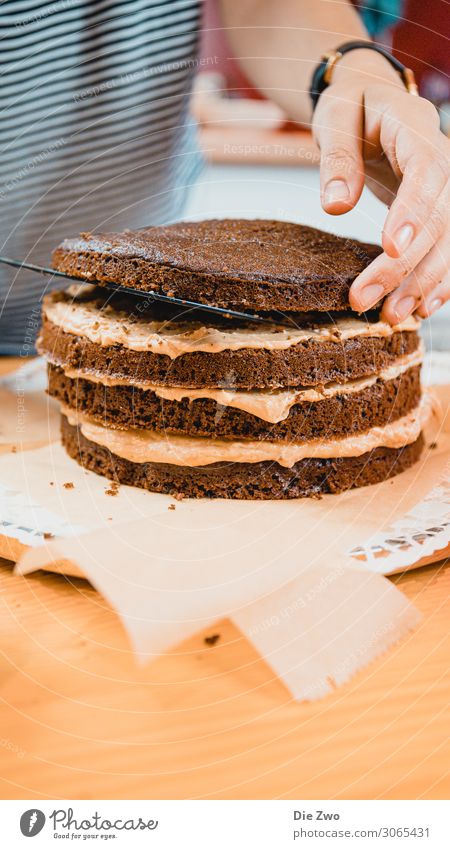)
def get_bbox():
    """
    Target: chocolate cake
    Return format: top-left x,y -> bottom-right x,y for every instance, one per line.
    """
38,219 -> 429,499
52,218 -> 382,312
